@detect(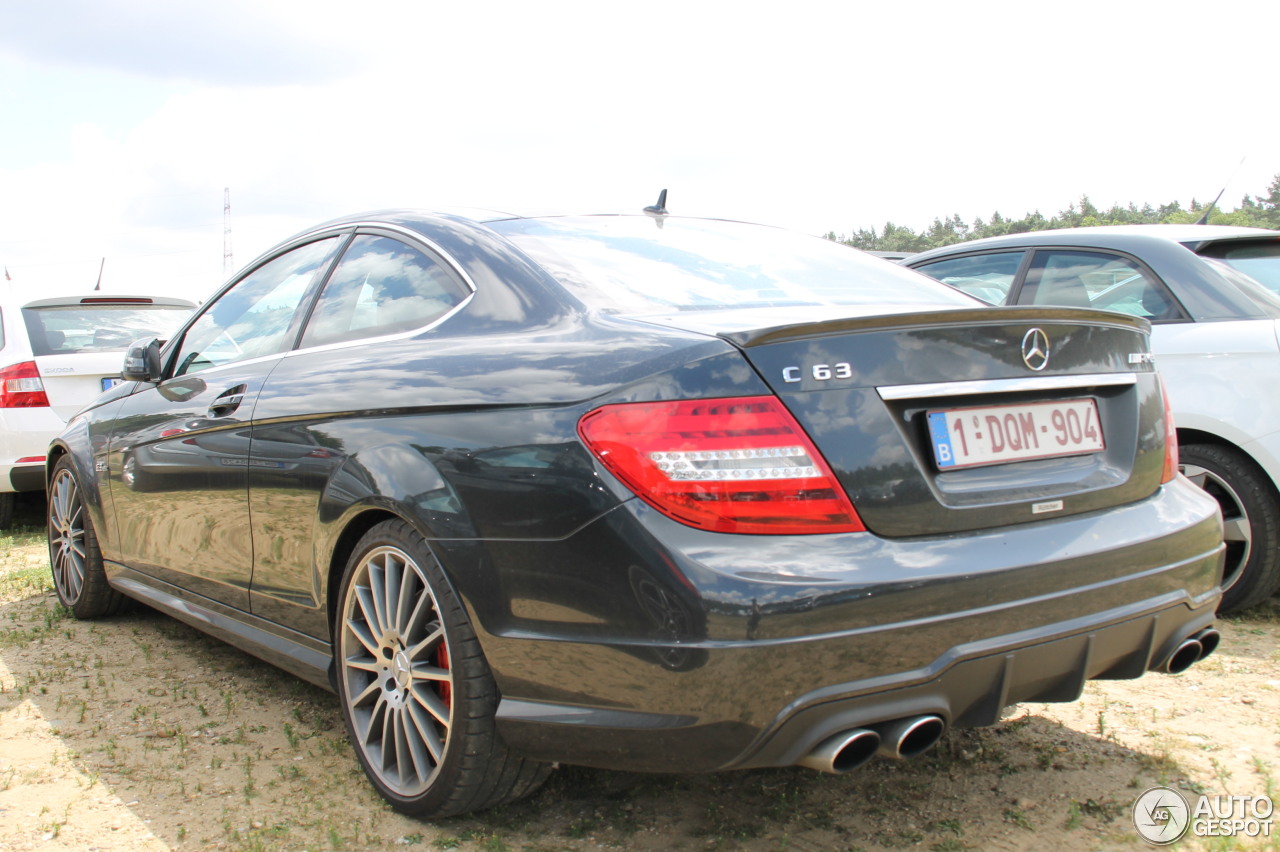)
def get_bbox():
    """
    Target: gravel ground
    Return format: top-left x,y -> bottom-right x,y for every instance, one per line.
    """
3,491 -> 1278,851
